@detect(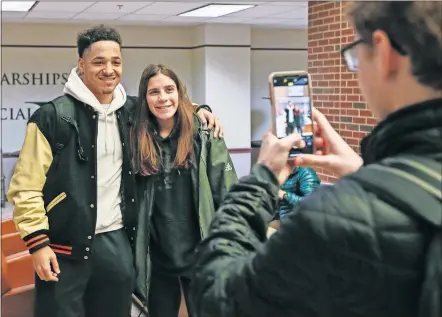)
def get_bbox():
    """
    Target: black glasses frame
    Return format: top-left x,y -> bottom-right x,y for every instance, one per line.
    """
340,37 -> 407,72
